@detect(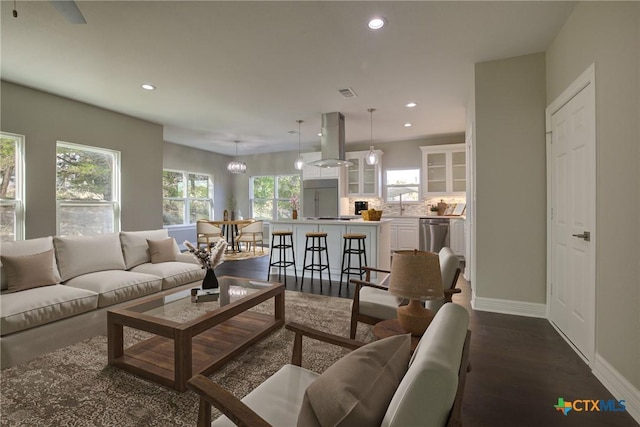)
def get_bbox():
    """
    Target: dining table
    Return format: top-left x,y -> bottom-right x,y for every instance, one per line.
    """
207,219 -> 253,252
